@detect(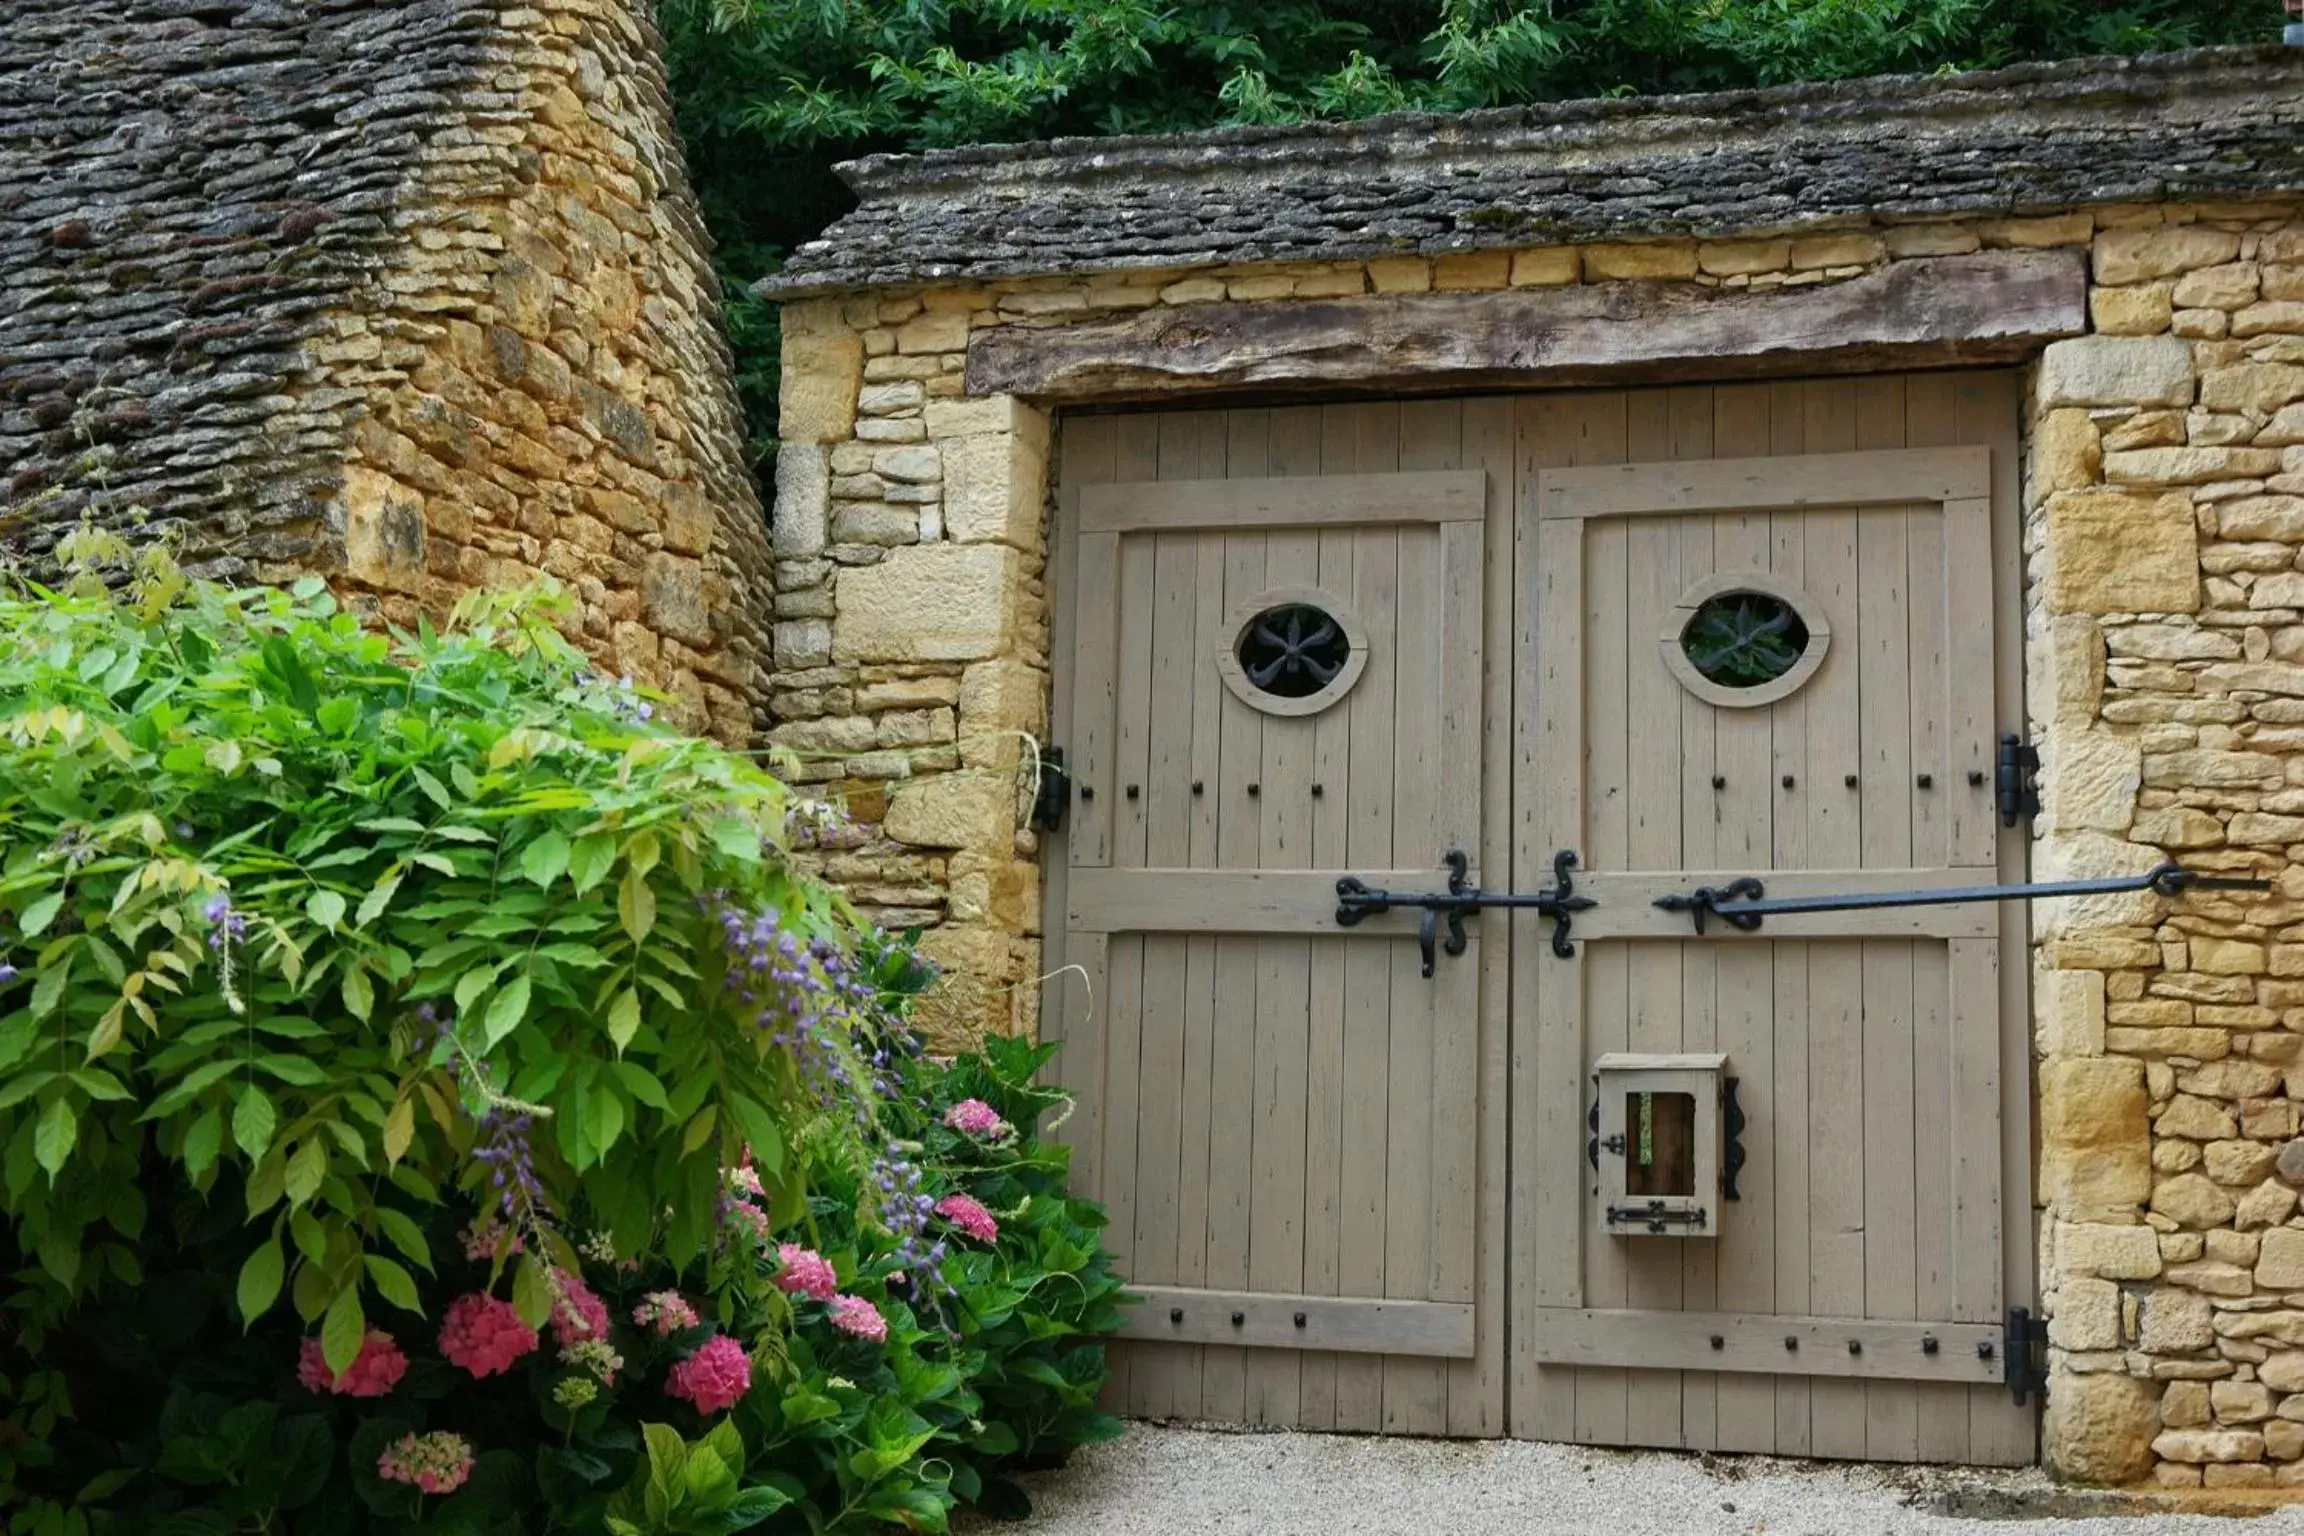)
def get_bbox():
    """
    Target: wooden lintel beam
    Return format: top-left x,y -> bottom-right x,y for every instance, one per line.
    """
965,250 -> 2085,403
